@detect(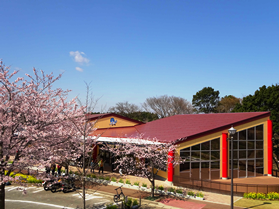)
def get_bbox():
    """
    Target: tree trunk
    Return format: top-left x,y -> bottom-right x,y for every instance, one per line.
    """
0,141 -> 5,209
83,136 -> 86,209
151,164 -> 154,198
0,183 -> 5,209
